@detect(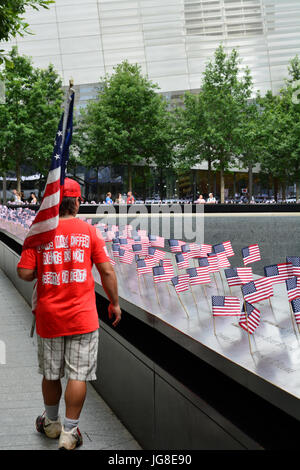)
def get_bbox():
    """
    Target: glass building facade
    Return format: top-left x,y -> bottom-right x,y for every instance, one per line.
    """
1,0 -> 300,201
